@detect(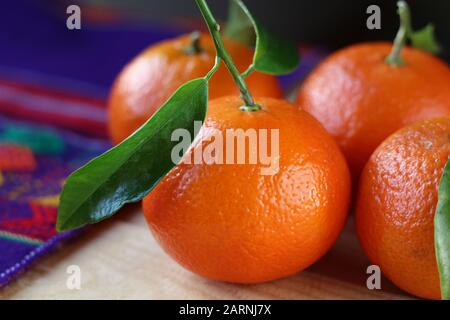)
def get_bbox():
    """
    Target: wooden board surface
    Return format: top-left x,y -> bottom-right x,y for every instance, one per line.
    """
0,205 -> 411,300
